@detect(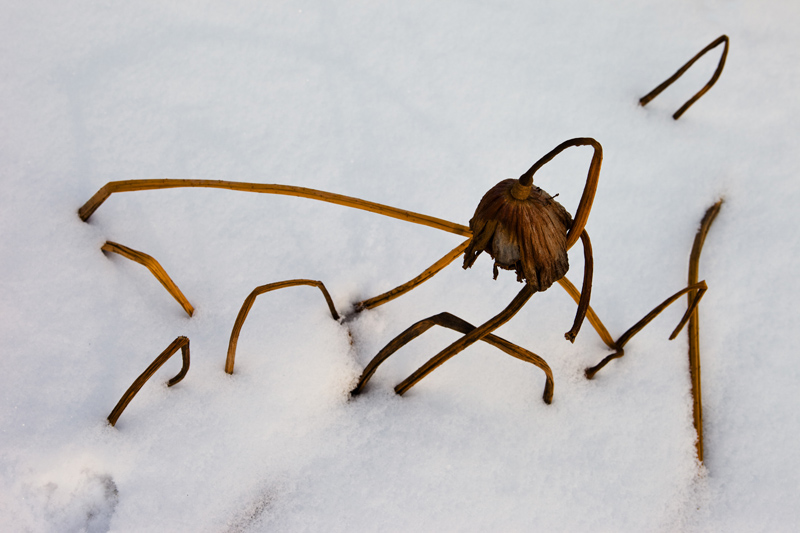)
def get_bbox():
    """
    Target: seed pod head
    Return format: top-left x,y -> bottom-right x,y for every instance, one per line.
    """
463,177 -> 572,292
